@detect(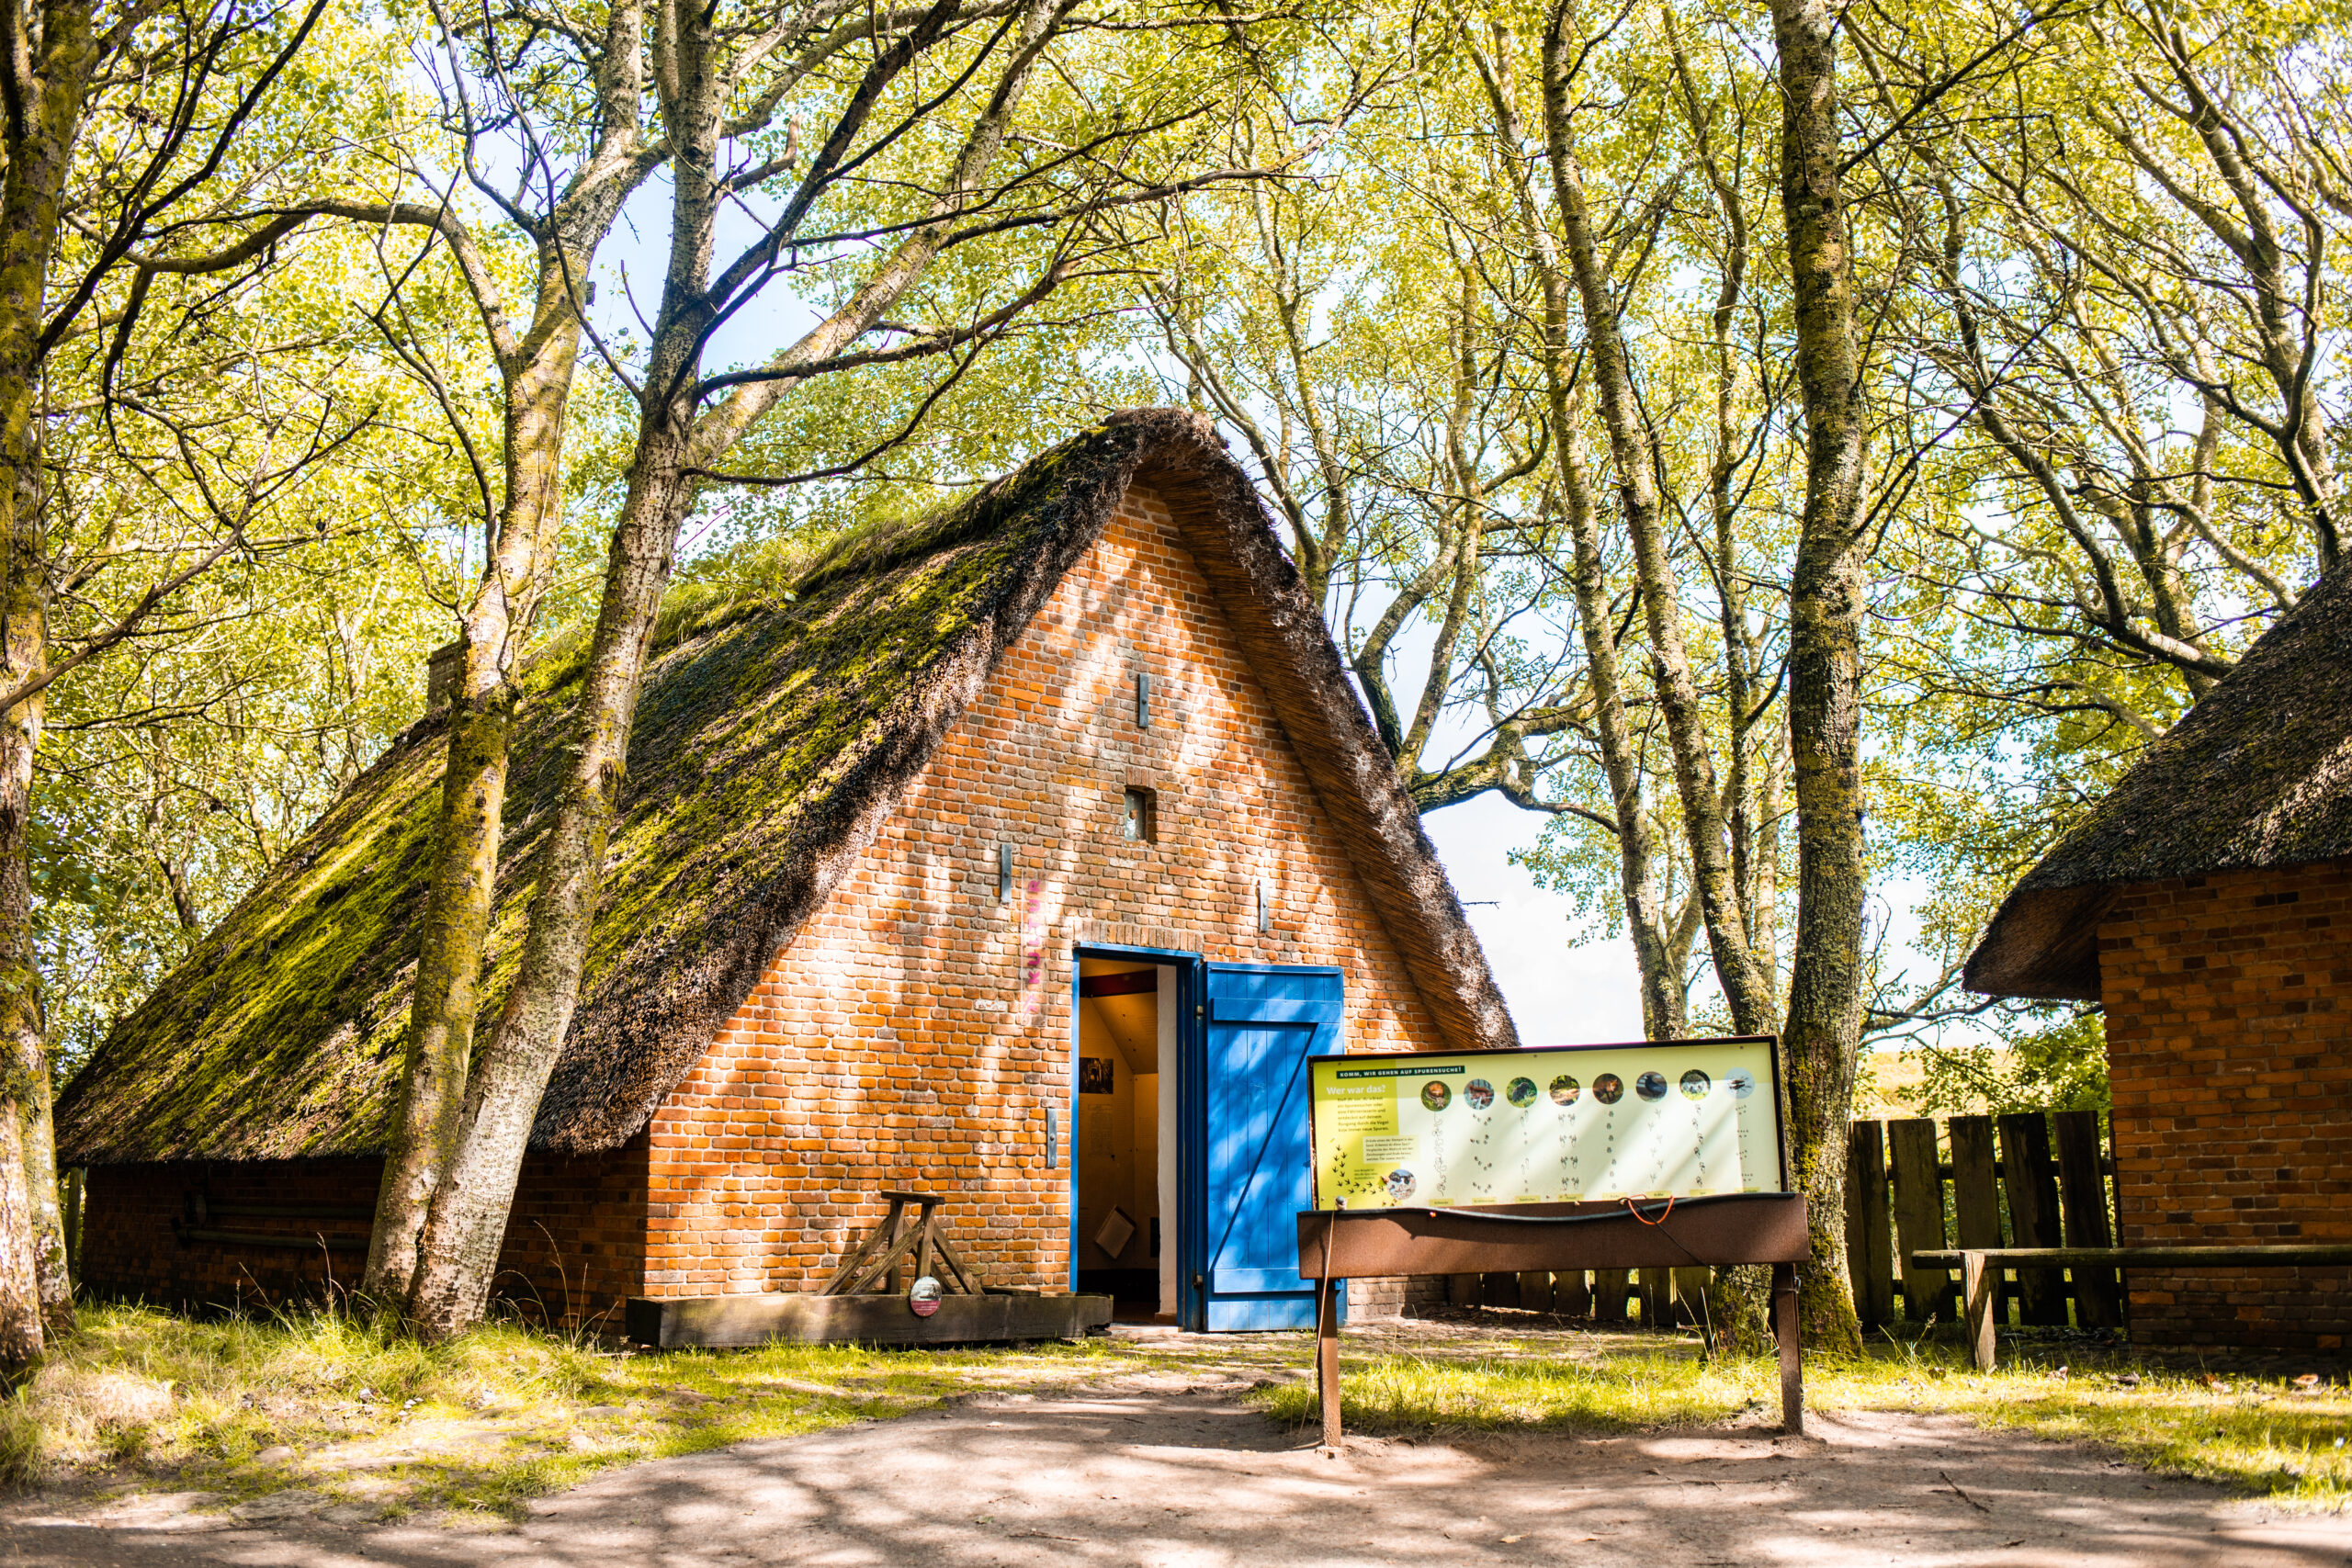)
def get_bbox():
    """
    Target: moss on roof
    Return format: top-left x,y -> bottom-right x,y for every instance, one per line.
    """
57,409 -> 1518,1164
